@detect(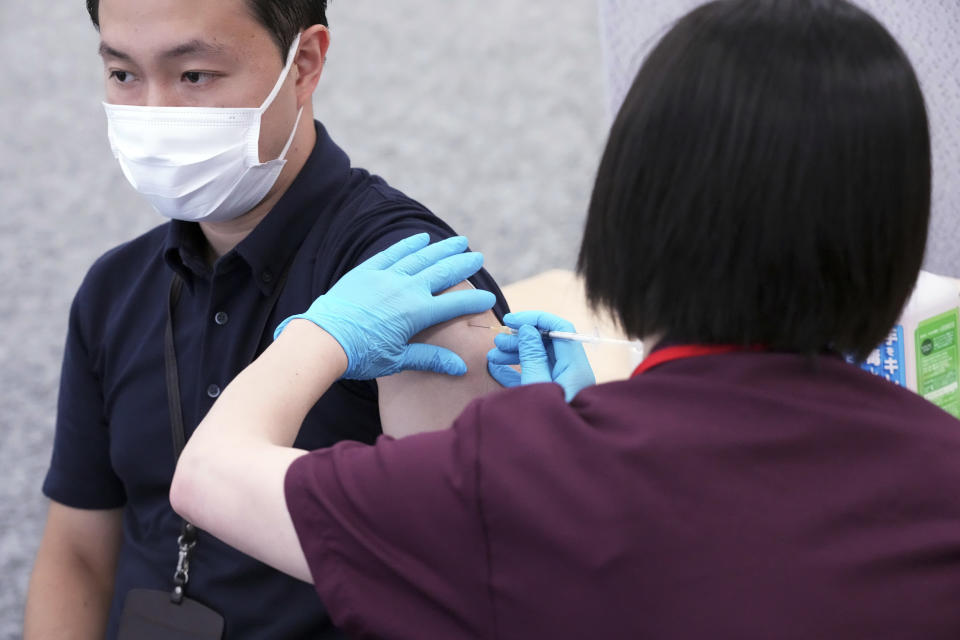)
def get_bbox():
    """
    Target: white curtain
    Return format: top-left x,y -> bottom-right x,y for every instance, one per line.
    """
598,0 -> 960,277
